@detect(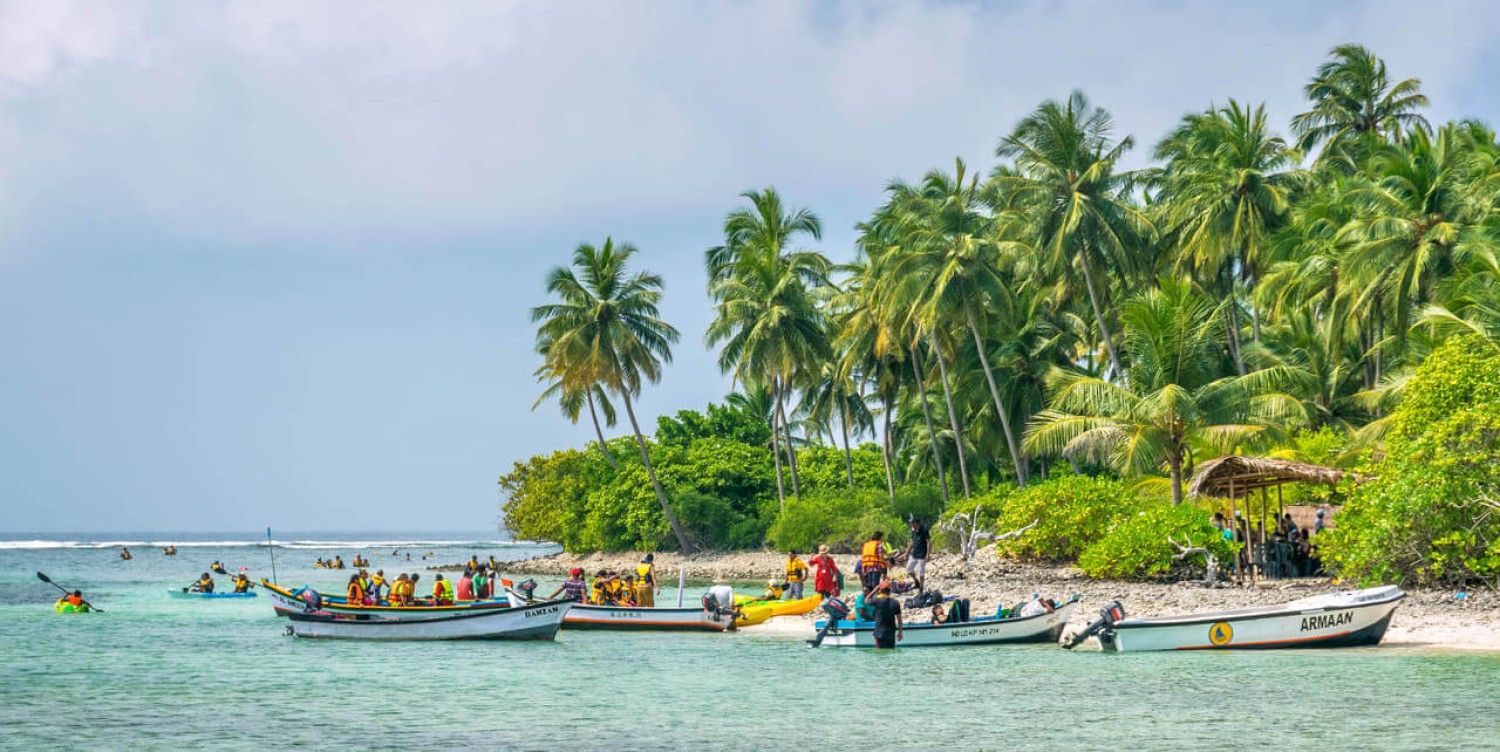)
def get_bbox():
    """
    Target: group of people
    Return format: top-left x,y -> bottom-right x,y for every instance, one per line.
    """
550,554 -> 661,607
160,546 -> 178,556
1214,509 -> 1327,579
342,558 -> 508,607
188,571 -> 253,593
